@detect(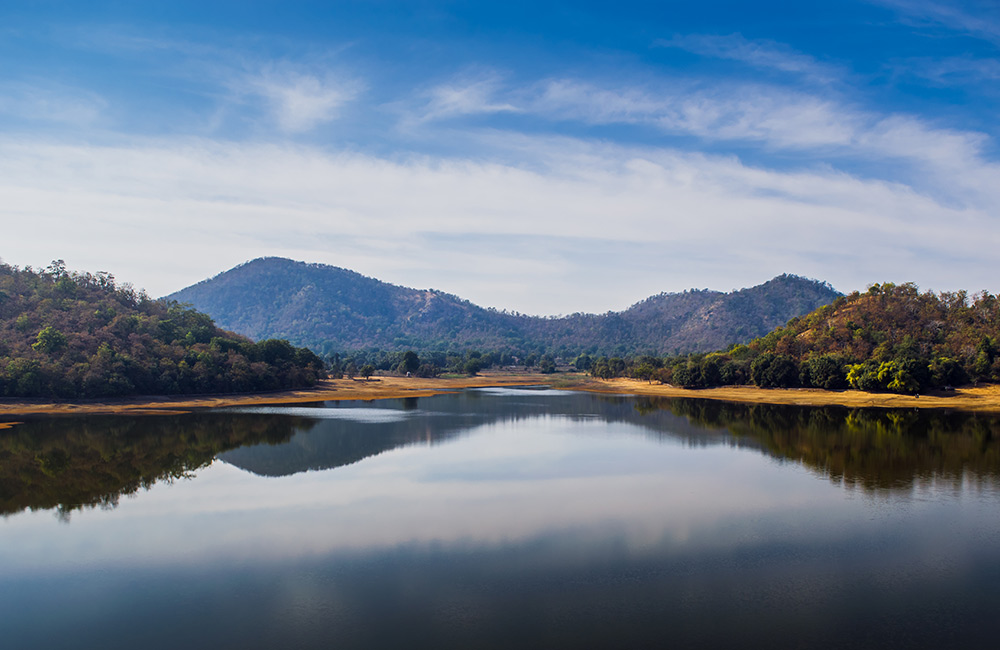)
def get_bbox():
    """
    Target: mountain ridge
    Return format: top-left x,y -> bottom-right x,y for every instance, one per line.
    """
166,257 -> 842,356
